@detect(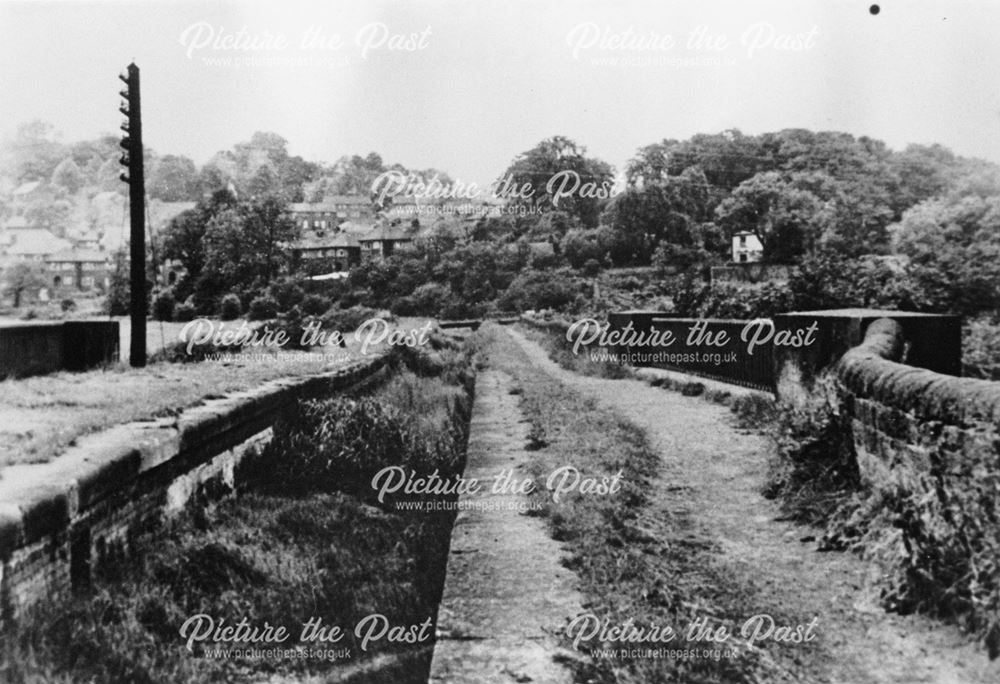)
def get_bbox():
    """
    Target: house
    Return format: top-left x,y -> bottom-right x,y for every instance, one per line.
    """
358,225 -> 415,260
0,228 -> 72,261
731,231 -> 764,263
326,195 -> 374,219
288,196 -> 374,231
44,248 -> 111,290
290,231 -> 362,271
